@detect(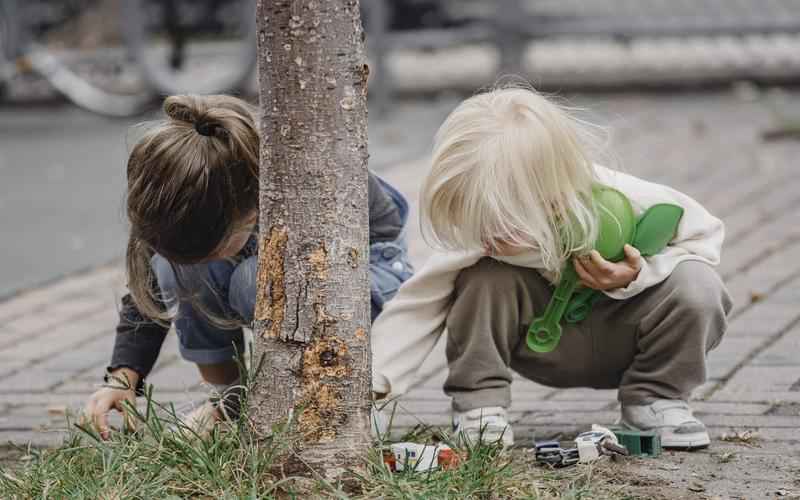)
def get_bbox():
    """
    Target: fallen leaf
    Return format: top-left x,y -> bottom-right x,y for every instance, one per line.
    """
776,489 -> 790,497
47,405 -> 67,415
721,429 -> 760,446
